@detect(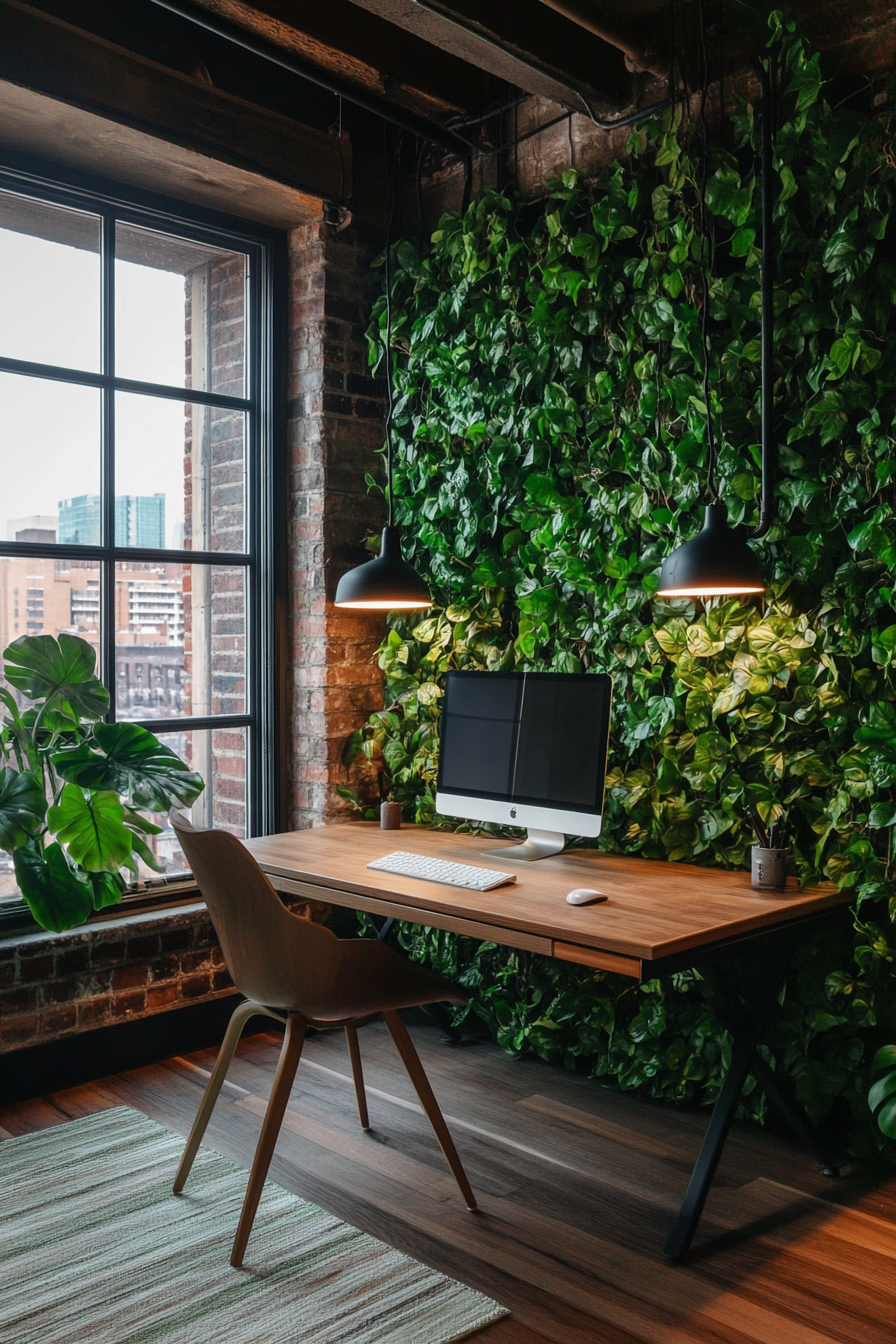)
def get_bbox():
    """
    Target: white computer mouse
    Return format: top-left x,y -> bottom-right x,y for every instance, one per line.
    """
566,888 -> 608,905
